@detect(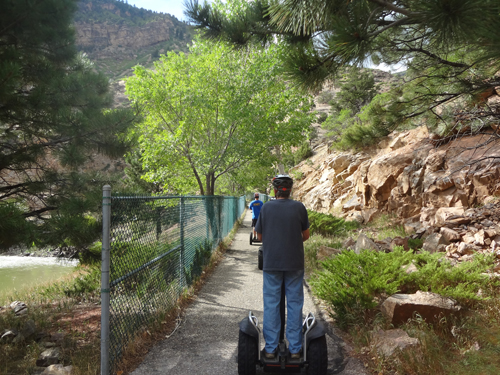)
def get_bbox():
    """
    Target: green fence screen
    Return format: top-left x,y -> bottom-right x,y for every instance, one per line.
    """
101,192 -> 246,374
